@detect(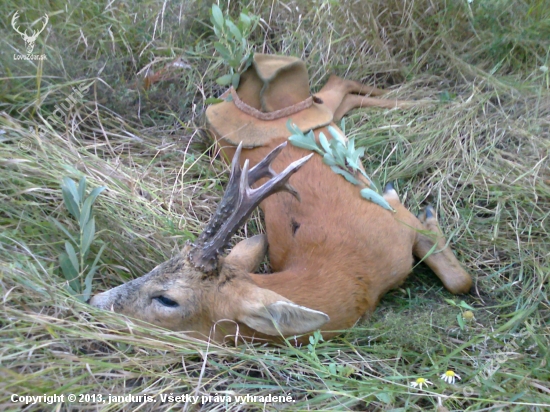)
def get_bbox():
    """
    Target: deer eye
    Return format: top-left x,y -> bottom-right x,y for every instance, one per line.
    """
154,295 -> 179,308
